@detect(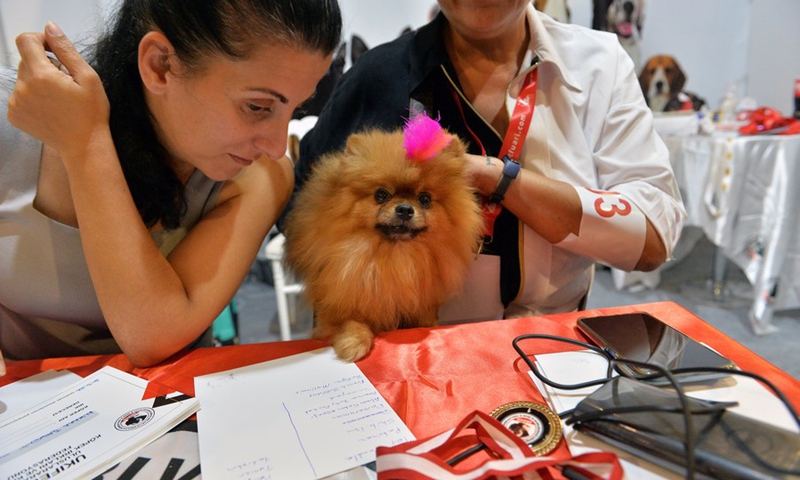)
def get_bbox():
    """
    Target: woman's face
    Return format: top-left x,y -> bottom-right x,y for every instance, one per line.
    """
436,0 -> 530,40
153,43 -> 332,182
